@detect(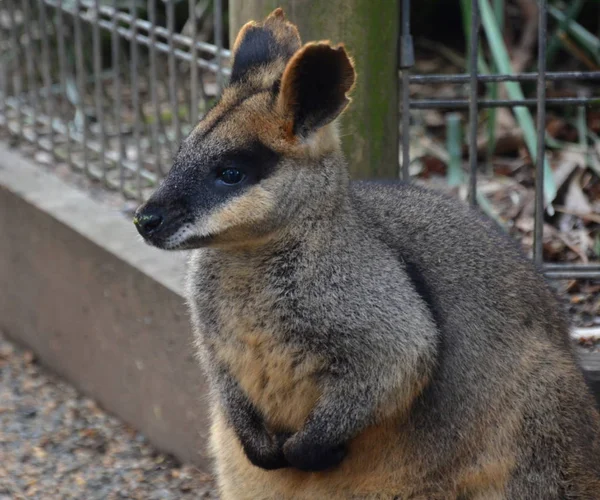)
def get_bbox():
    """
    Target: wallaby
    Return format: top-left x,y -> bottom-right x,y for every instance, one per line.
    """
133,8 -> 600,500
